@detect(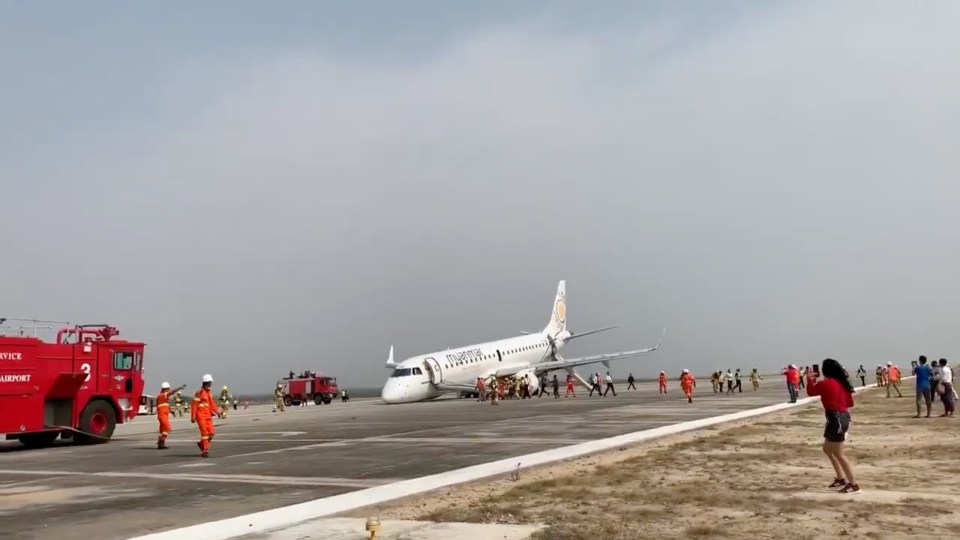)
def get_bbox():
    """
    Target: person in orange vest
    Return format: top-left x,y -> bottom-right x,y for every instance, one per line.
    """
190,373 -> 222,458
157,382 -> 172,449
658,371 -> 667,394
782,364 -> 800,403
156,381 -> 185,449
679,369 -> 696,403
886,362 -> 903,398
